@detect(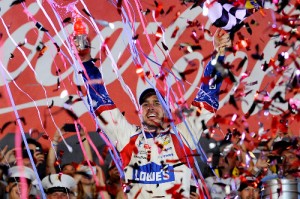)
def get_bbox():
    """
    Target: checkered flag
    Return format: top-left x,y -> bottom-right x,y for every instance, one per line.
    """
204,1 -> 251,31
187,0 -> 263,32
